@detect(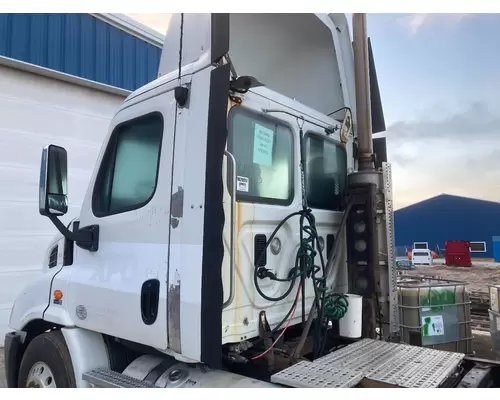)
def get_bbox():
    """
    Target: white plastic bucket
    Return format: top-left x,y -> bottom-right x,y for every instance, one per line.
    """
338,294 -> 363,338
